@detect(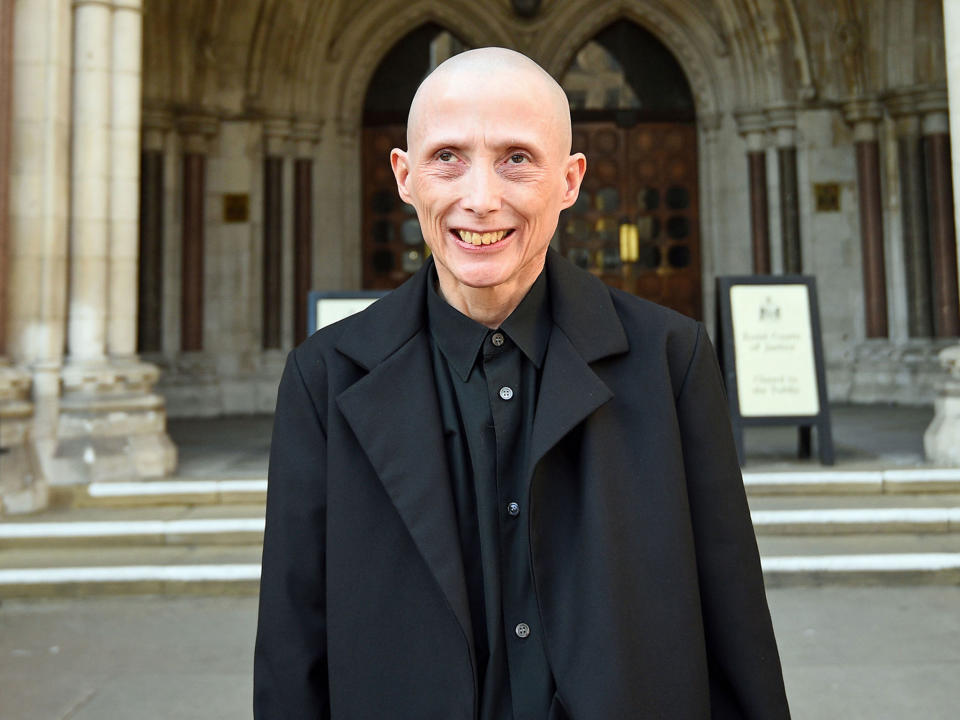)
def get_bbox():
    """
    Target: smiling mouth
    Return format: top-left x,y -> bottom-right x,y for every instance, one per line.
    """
453,229 -> 514,246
